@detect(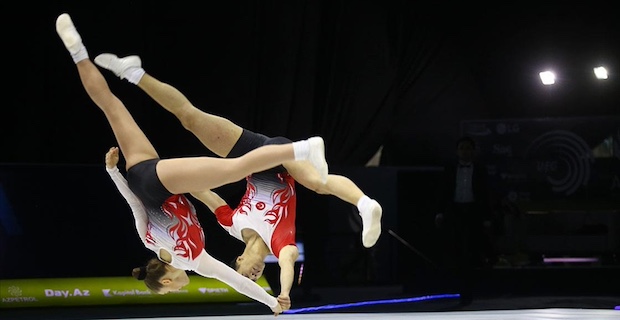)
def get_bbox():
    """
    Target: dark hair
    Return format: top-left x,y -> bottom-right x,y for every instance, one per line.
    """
229,257 -> 240,271
135,266 -> 147,280
456,136 -> 476,149
132,258 -> 167,293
